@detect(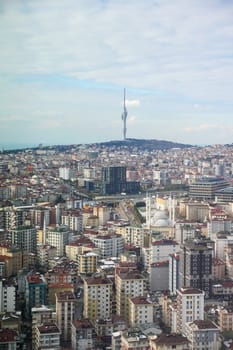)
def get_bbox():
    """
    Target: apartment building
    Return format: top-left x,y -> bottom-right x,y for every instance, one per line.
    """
218,306 -> 233,332
176,288 -> 205,335
56,291 -> 76,343
7,226 -> 37,253
71,319 -> 97,350
46,225 -> 71,257
129,296 -> 154,327
92,233 -> 124,258
116,271 -> 146,321
34,323 -> 61,350
180,239 -> 213,298
25,273 -> 47,317
83,275 -> 113,322
186,320 -> 220,350
77,251 -> 98,275
0,279 -> 16,313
